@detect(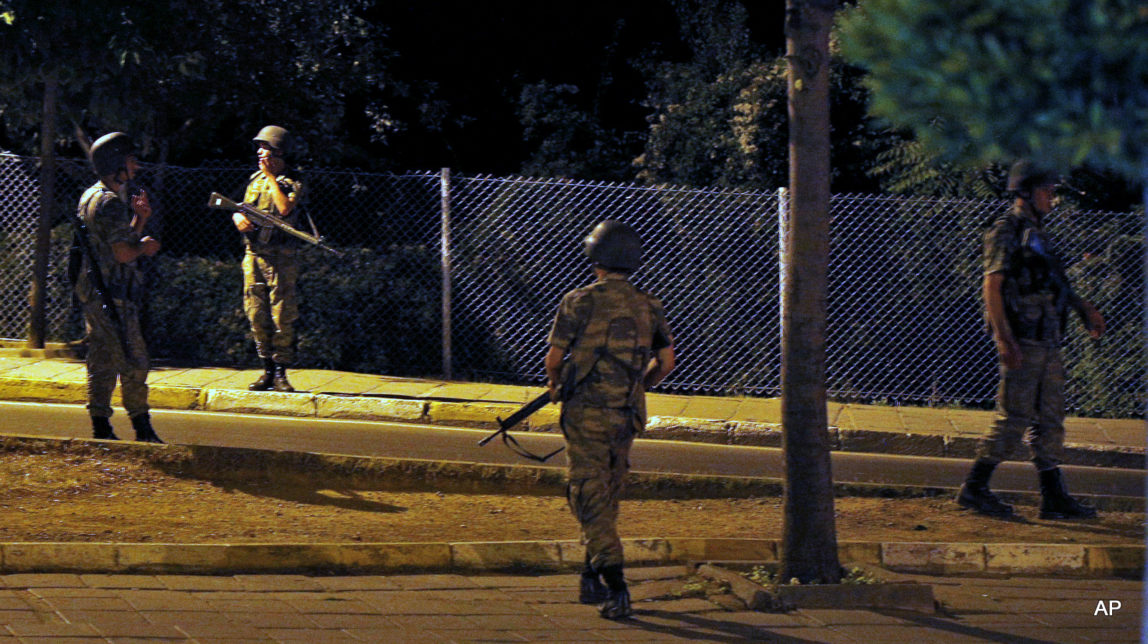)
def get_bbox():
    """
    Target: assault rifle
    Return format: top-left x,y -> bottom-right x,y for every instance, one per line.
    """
478,391 -> 565,463
207,192 -> 343,256
69,124 -> 135,362
69,200 -> 134,363
1022,228 -> 1094,332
